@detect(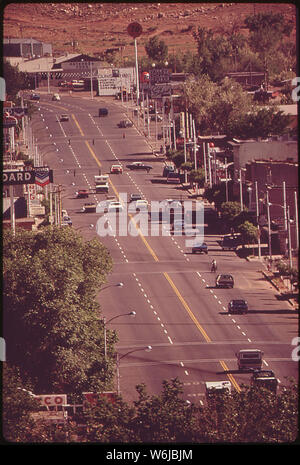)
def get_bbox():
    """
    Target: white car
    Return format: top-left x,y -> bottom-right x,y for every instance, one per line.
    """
96,197 -> 117,212
52,93 -> 61,101
107,201 -> 123,212
161,199 -> 182,209
132,199 -> 148,211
